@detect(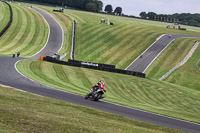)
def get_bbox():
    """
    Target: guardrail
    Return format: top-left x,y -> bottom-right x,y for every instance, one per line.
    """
0,2 -> 13,37
70,20 -> 76,60
42,56 -> 146,78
